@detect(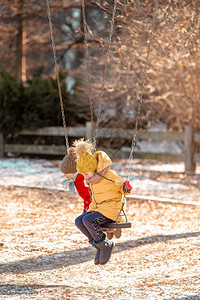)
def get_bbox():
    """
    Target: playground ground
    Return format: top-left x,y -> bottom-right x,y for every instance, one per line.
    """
0,159 -> 200,299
